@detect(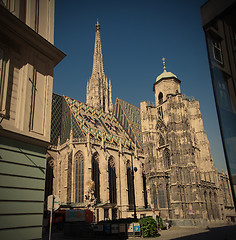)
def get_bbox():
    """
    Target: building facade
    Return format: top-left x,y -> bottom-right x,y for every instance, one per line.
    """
49,94 -> 147,221
49,21 -> 234,224
140,59 -> 234,223
201,0 -> 236,208
0,1 -> 65,239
